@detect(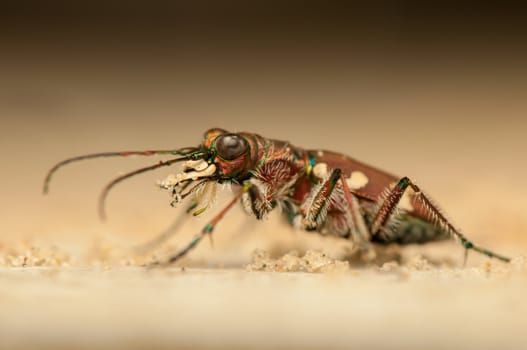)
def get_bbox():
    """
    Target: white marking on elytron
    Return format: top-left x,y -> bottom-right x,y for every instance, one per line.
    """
346,171 -> 369,190
317,150 -> 324,157
313,162 -> 329,179
388,181 -> 415,212
158,162 -> 216,189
